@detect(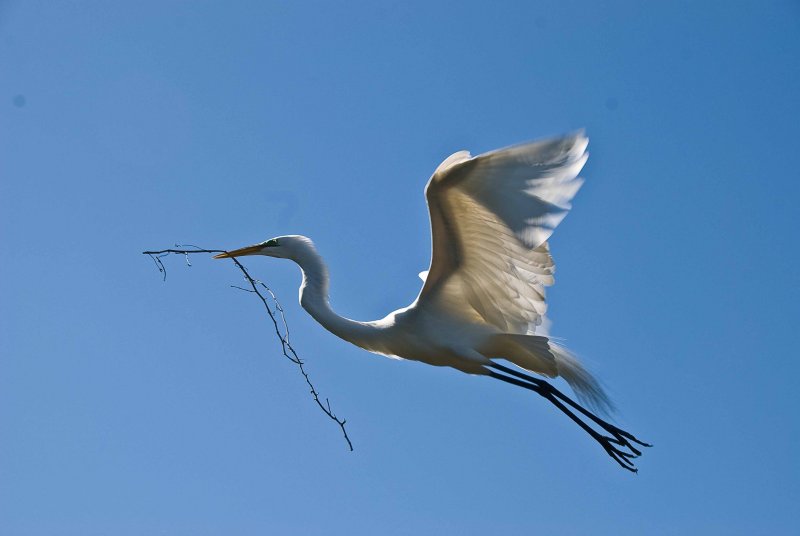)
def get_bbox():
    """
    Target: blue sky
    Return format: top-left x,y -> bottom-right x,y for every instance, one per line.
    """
2,1 -> 799,534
